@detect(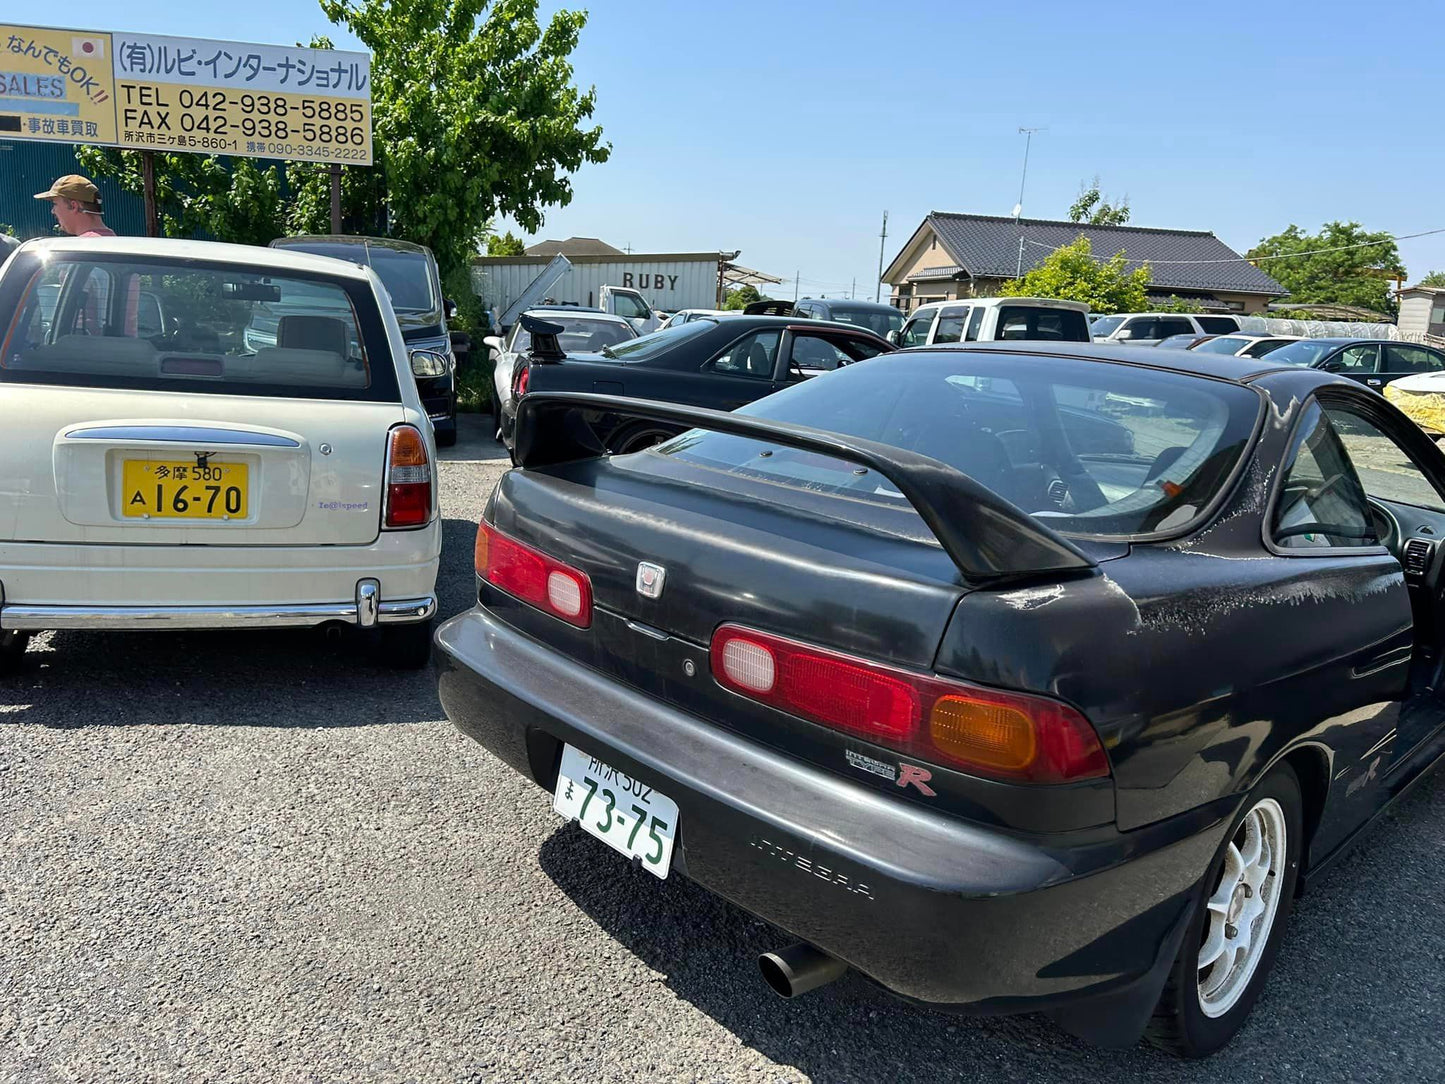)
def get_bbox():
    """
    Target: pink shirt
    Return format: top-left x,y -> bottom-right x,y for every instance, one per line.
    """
80,227 -> 116,237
